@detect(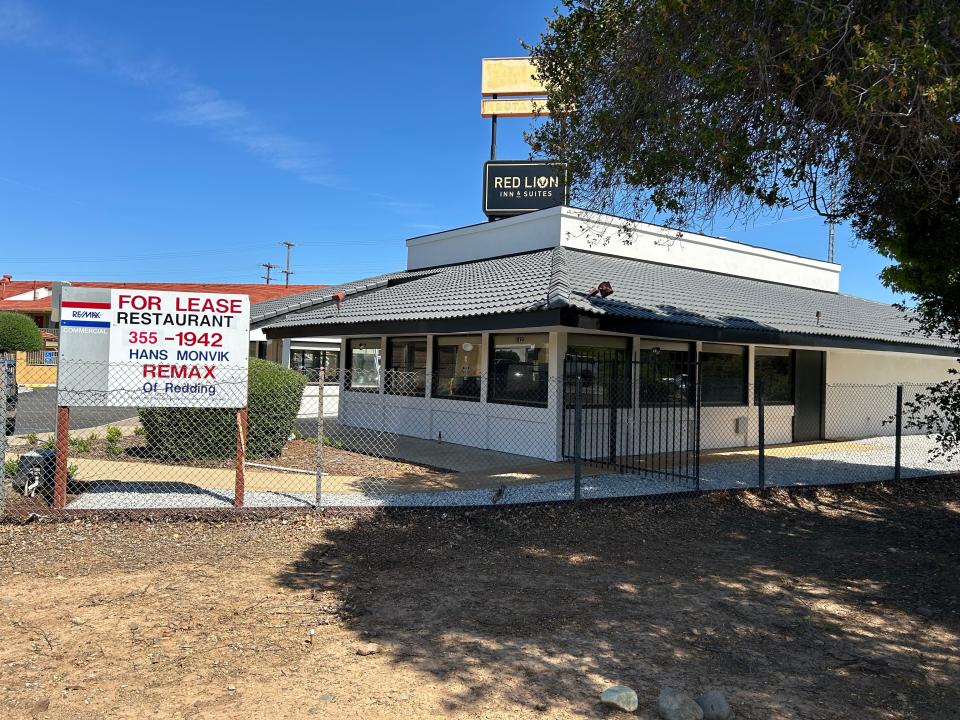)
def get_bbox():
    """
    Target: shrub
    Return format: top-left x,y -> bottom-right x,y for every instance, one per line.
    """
3,457 -> 18,477
25,433 -> 38,445
105,426 -> 123,443
138,359 -> 306,461
68,435 -> 92,453
41,436 -> 56,450
0,312 -> 43,353
133,425 -> 146,436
